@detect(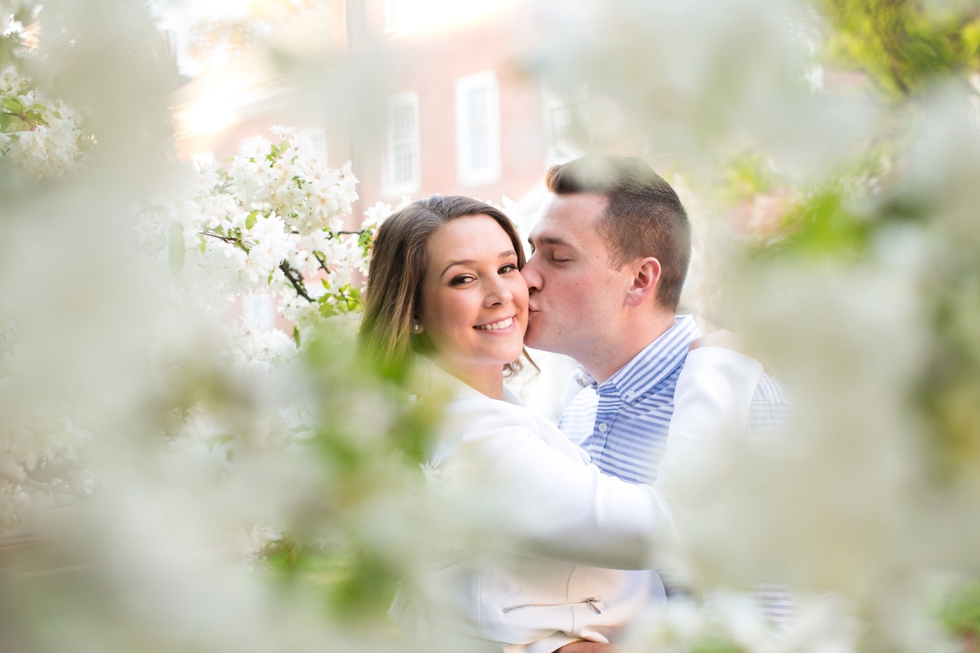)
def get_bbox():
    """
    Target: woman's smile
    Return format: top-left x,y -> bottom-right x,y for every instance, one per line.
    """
474,316 -> 515,331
